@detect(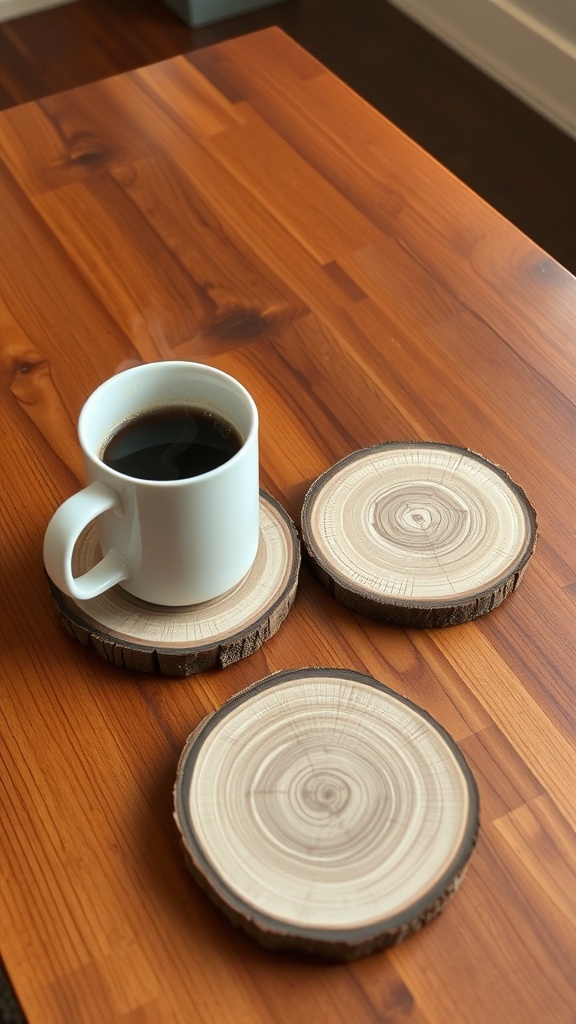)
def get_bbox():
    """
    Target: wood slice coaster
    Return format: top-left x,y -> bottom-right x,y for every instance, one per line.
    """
174,667 -> 479,960
48,491 -> 300,676
301,442 -> 537,627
